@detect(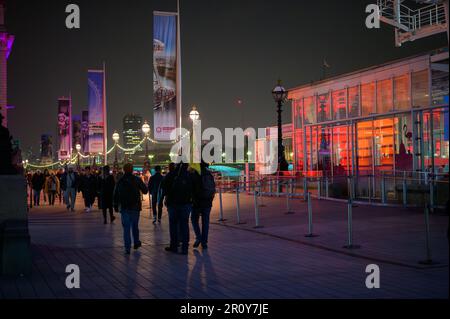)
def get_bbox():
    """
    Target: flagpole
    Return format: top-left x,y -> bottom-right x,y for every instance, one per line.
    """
103,61 -> 107,166
176,0 -> 182,140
